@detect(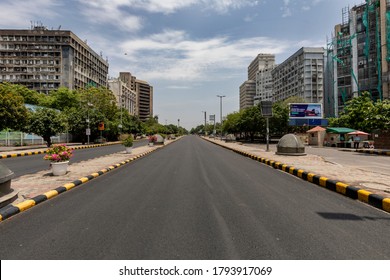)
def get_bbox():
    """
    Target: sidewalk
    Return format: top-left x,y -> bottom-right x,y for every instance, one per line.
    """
2,141 -> 172,207
204,137 -> 390,199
